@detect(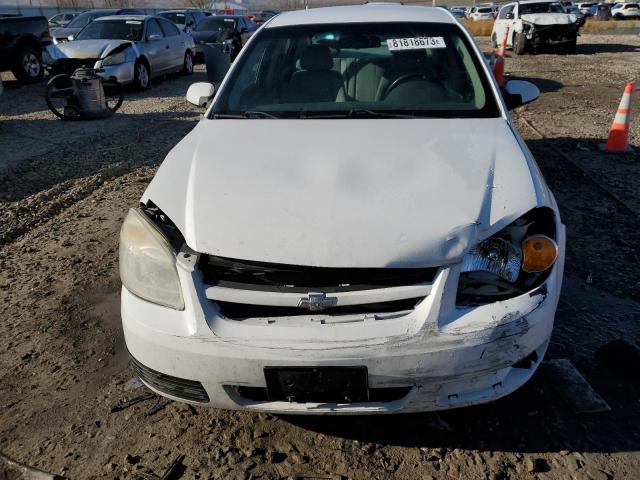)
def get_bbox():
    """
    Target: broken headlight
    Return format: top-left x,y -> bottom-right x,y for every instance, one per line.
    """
457,208 -> 558,306
119,208 -> 185,310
